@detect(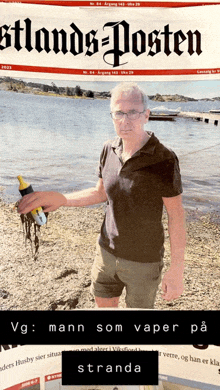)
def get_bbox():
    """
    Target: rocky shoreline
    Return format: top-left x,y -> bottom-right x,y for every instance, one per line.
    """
0,199 -> 219,311
1,77 -> 220,102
